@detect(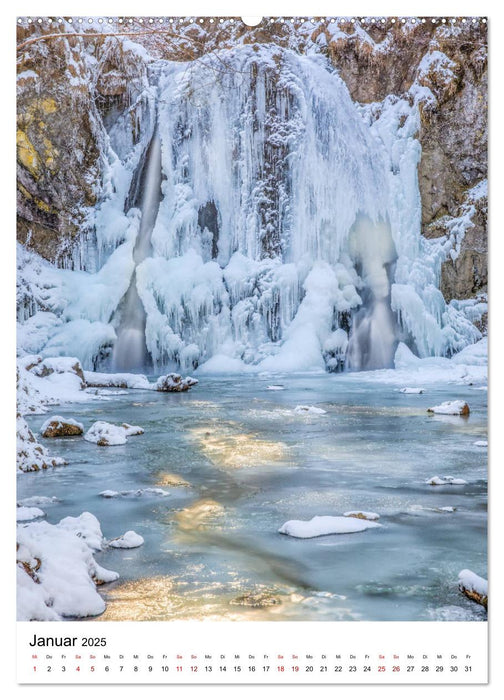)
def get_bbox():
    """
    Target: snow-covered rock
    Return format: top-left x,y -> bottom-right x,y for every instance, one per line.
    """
57,512 -> 105,551
279,515 -> 381,538
40,415 -> 84,437
266,385 -> 284,391
17,414 -> 67,472
294,405 -> 327,415
84,371 -> 151,389
122,423 -> 144,436
84,421 -> 144,446
458,569 -> 488,608
426,475 -> 468,486
16,513 -> 118,620
154,373 -> 198,392
473,440 -> 488,447
16,506 -> 45,521
17,356 -> 91,416
108,531 -> 144,549
343,511 -> 380,521
29,356 -> 86,388
427,400 -> 470,415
